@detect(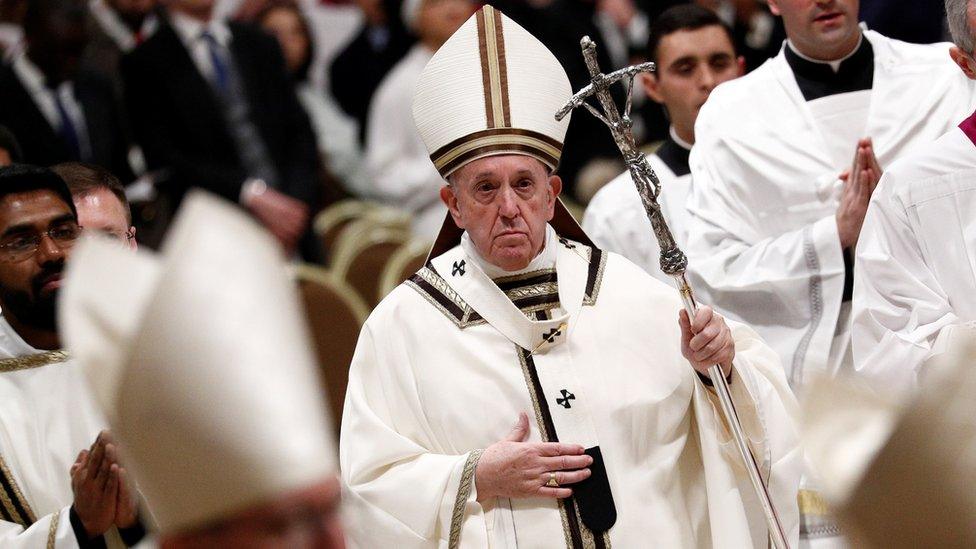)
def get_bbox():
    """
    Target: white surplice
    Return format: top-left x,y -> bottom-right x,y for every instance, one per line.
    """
582,131 -> 693,285
0,317 -> 108,547
363,45 -> 446,239
852,110 -> 976,397
340,225 -> 802,548
685,30 -> 976,390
